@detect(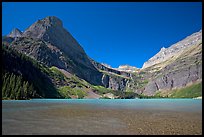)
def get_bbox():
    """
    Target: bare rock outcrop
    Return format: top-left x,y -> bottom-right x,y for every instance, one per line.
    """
7,28 -> 23,38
